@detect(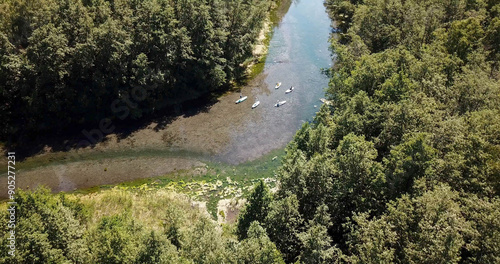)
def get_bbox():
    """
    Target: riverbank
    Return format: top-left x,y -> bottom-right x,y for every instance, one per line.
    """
0,3 -> 286,199
0,147 -> 284,222
0,1 -> 283,166
0,0 -> 331,205
240,0 -> 293,82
